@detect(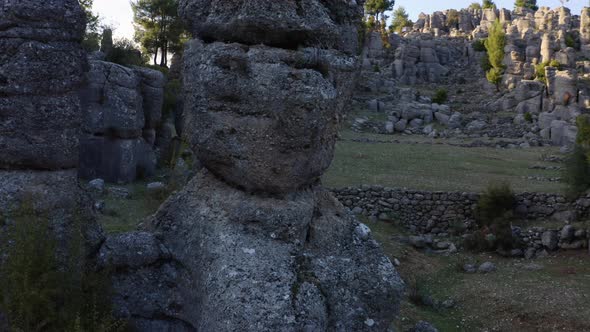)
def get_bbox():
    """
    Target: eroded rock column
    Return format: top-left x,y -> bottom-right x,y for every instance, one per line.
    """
0,0 -> 103,259
100,0 -> 404,330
